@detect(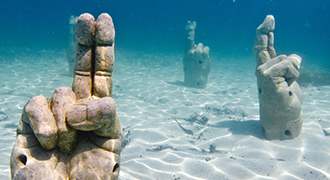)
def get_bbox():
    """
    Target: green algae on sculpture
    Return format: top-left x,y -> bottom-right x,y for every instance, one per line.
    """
10,13 -> 122,180
183,21 -> 211,89
253,15 -> 303,140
